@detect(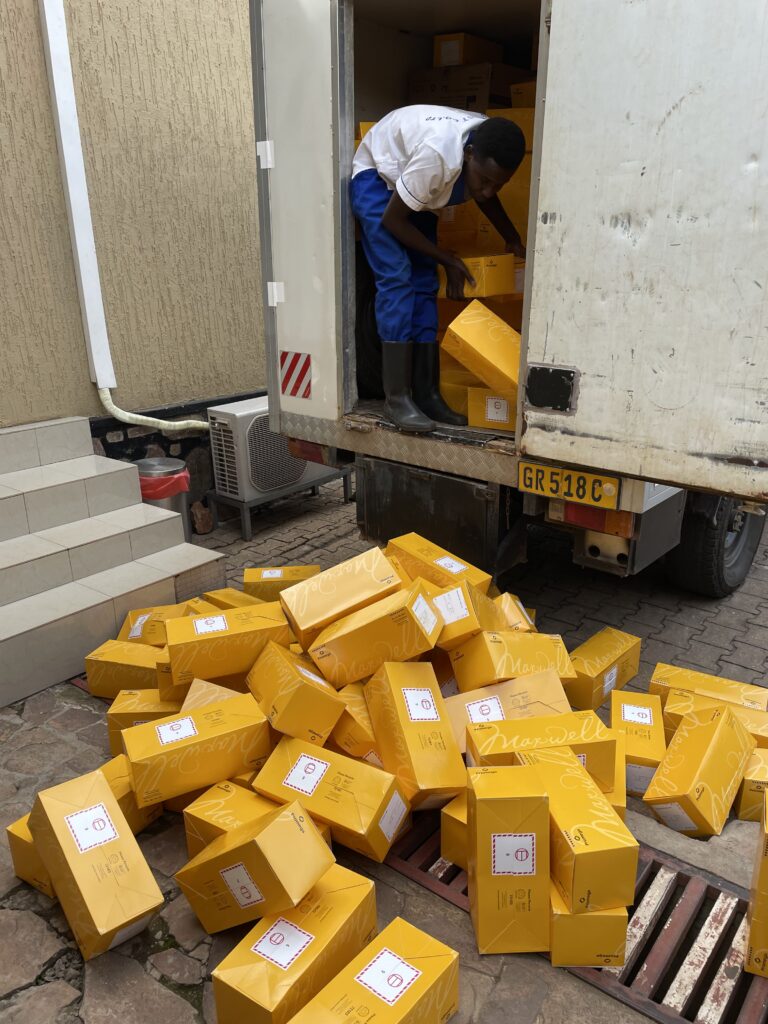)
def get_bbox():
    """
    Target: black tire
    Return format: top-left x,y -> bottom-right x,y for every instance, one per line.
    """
665,495 -> 765,598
